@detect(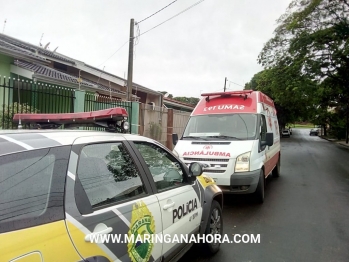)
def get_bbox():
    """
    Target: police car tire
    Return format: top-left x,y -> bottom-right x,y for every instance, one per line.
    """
254,170 -> 265,204
204,200 -> 223,254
